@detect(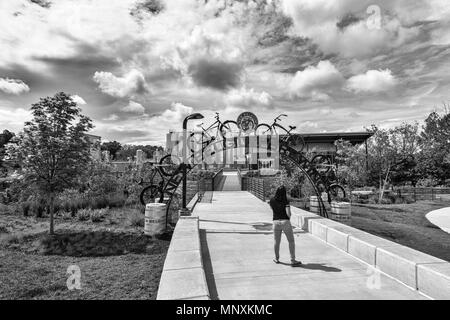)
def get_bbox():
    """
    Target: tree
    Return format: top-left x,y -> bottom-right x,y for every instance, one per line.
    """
335,139 -> 368,190
0,130 -> 15,177
418,108 -> 450,185
101,141 -> 122,160
7,92 -> 93,234
336,123 -> 420,201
